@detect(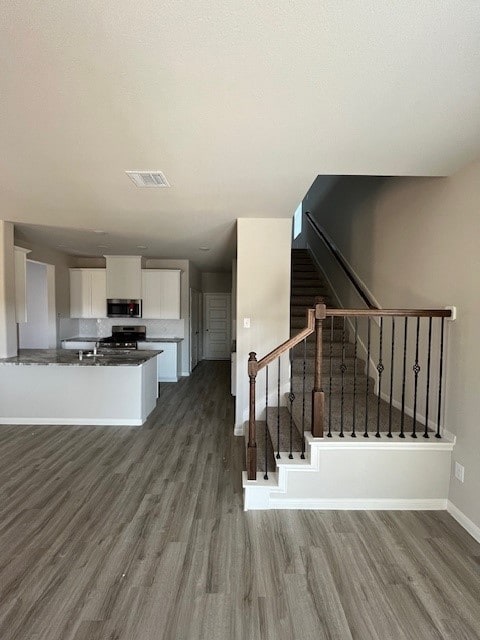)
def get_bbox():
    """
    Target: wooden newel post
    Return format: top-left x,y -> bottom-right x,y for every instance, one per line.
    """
247,352 -> 258,480
312,301 -> 326,437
